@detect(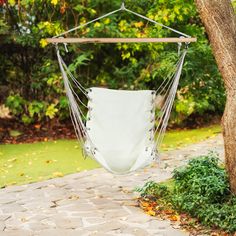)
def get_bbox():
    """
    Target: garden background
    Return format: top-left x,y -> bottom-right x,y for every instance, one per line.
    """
0,0 -> 235,187
2,0 -> 235,131
0,1 -> 236,234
